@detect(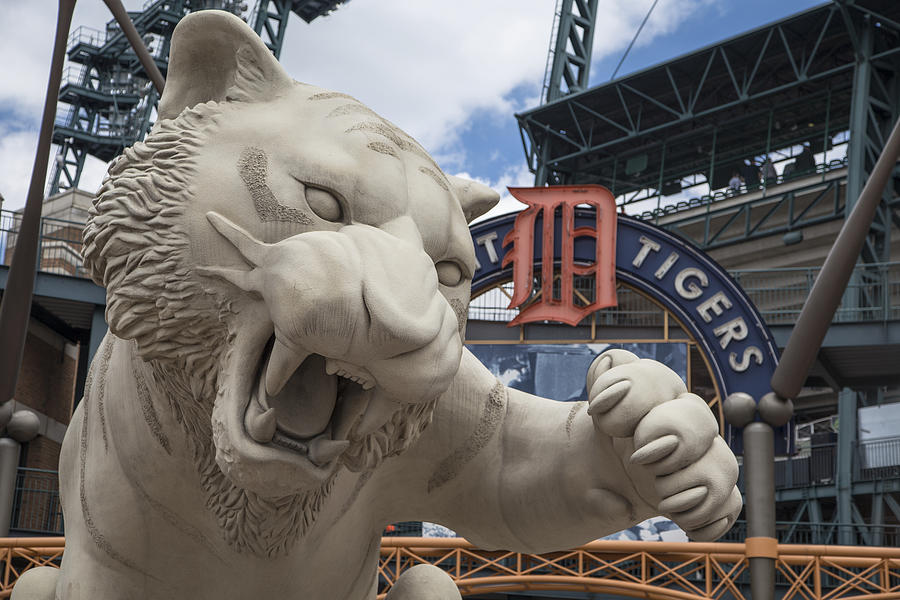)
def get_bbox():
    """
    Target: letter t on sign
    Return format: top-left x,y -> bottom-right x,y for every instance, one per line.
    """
502,186 -> 617,327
